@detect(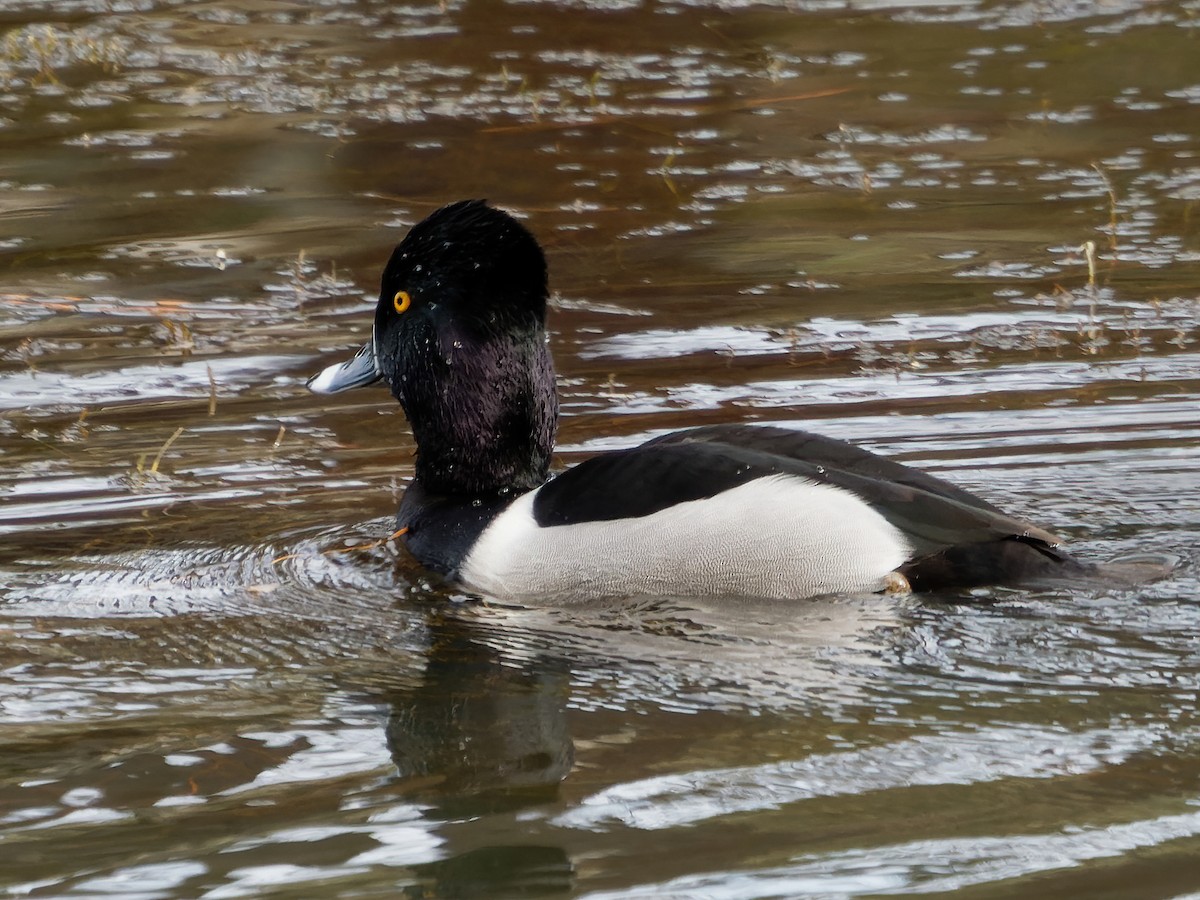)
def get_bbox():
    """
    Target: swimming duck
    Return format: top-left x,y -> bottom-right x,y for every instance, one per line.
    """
309,199 -> 1092,602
